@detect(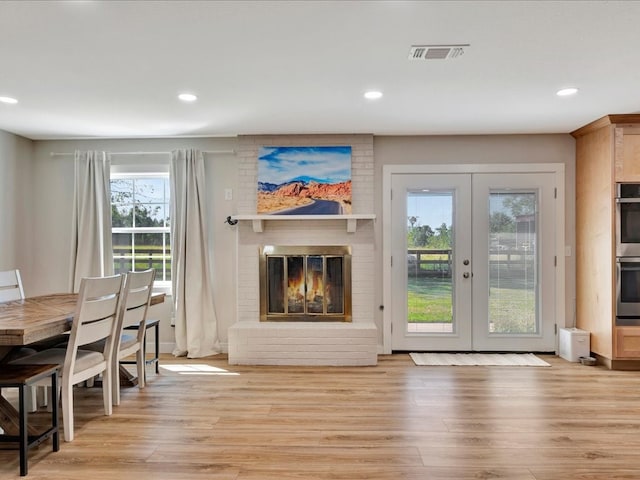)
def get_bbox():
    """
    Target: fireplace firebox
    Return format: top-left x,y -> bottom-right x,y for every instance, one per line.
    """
259,245 -> 352,322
